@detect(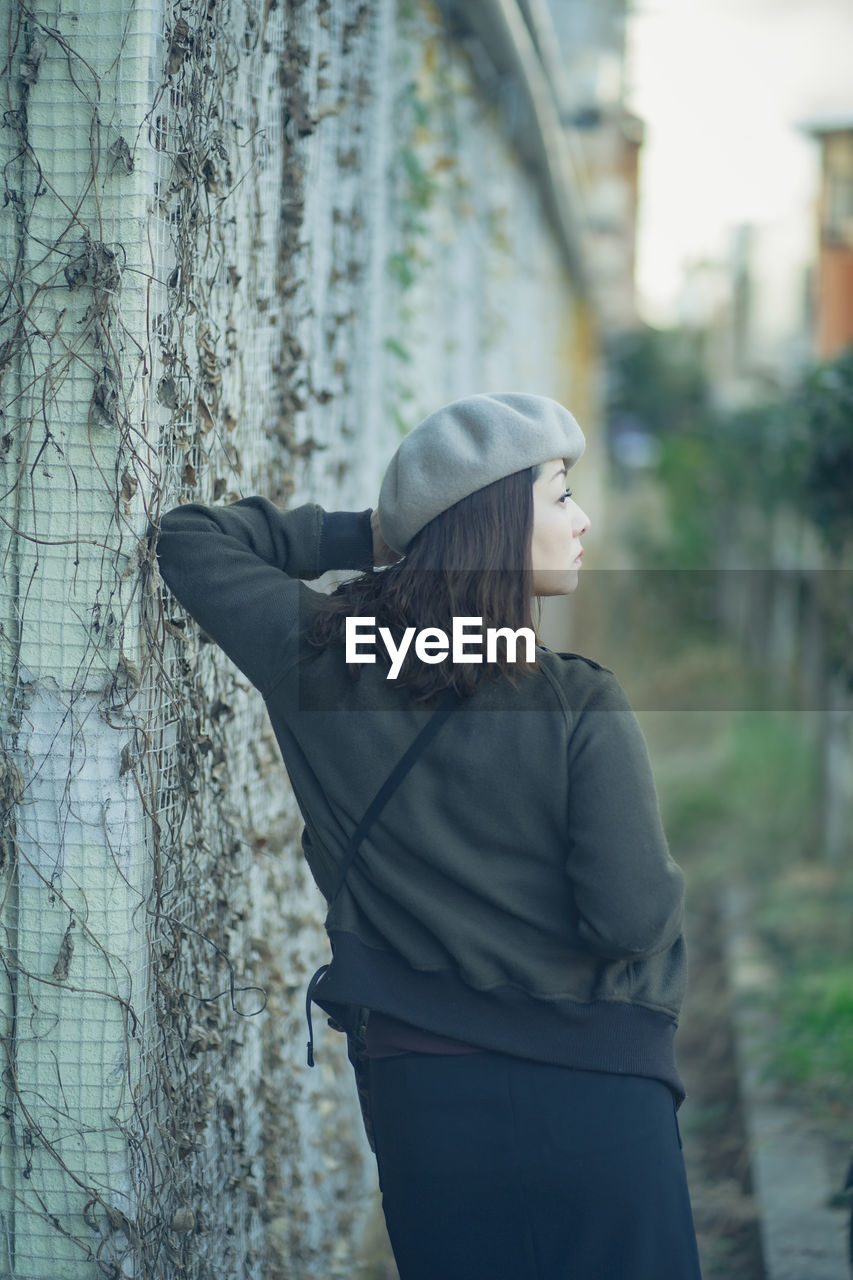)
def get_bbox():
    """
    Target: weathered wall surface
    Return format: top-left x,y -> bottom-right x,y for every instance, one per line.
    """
0,0 -> 597,1276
